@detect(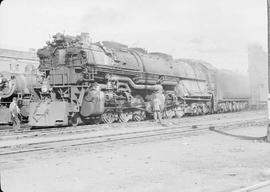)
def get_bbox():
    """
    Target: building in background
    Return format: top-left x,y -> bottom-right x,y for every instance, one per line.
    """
248,44 -> 267,108
0,48 -> 39,73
